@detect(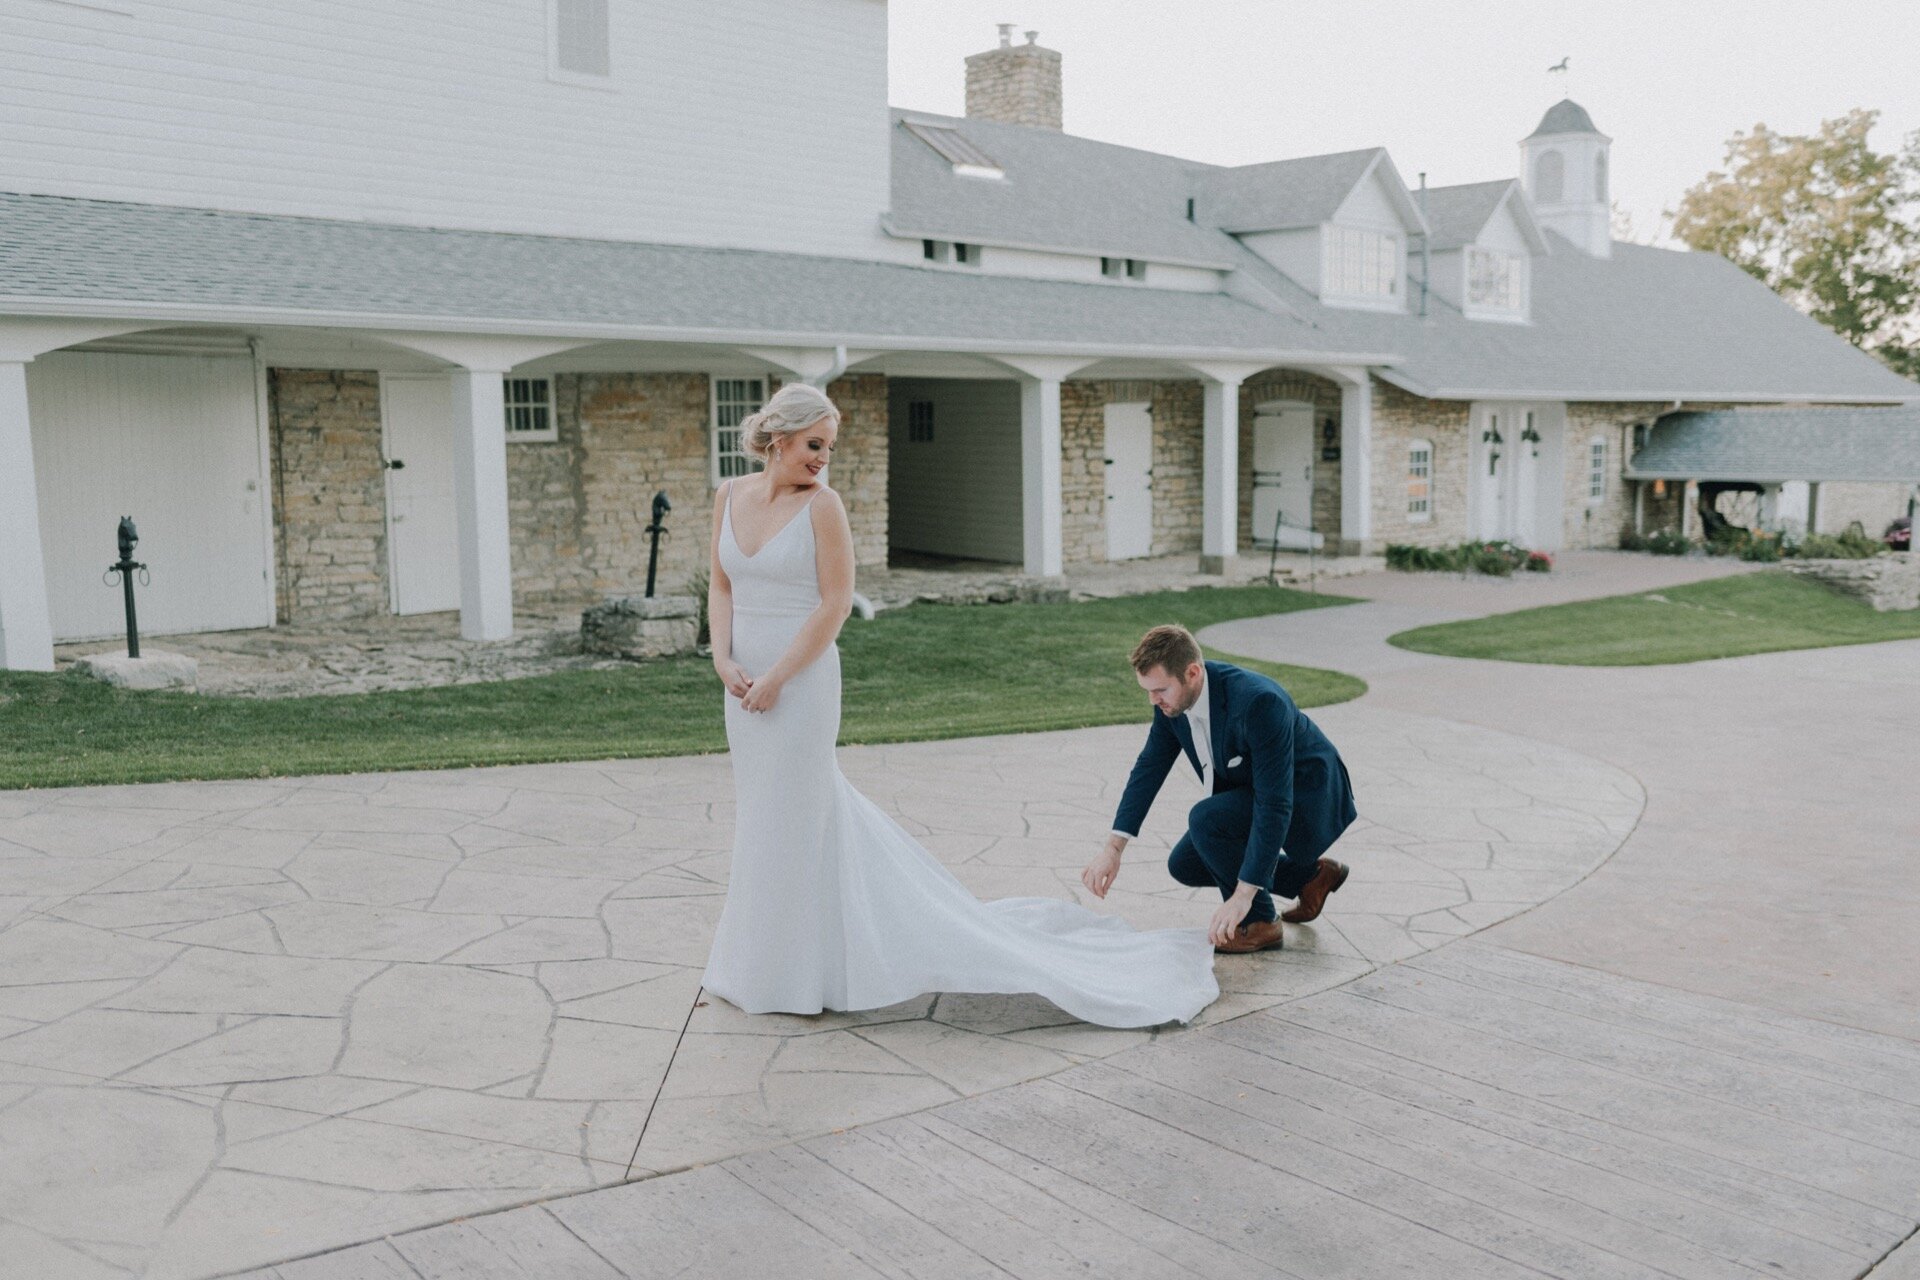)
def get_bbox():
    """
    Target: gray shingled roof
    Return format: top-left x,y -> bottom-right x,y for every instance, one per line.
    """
1626,407 -> 1920,482
1194,149 -> 1389,234
1527,99 -> 1601,138
1372,233 -> 1920,402
1422,180 -> 1520,251
887,111 -> 1236,267
0,191 -> 1362,358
